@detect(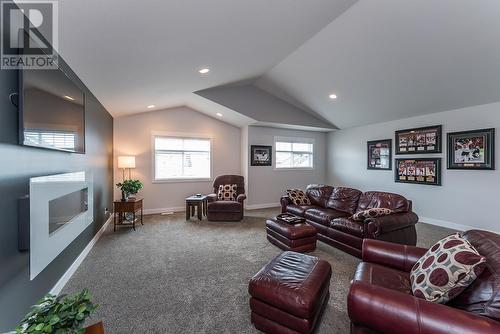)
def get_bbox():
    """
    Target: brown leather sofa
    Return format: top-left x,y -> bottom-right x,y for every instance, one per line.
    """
207,175 -> 246,221
280,184 -> 418,257
348,230 -> 500,333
